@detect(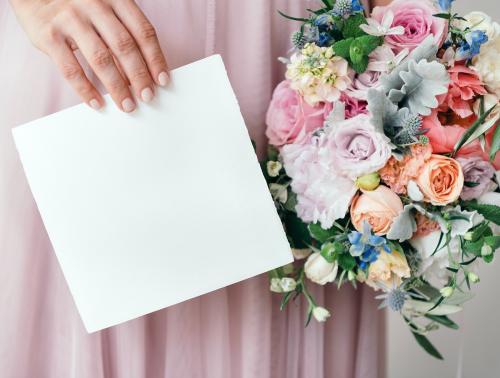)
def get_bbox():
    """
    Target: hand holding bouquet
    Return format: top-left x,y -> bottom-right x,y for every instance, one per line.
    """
264,0 -> 500,359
